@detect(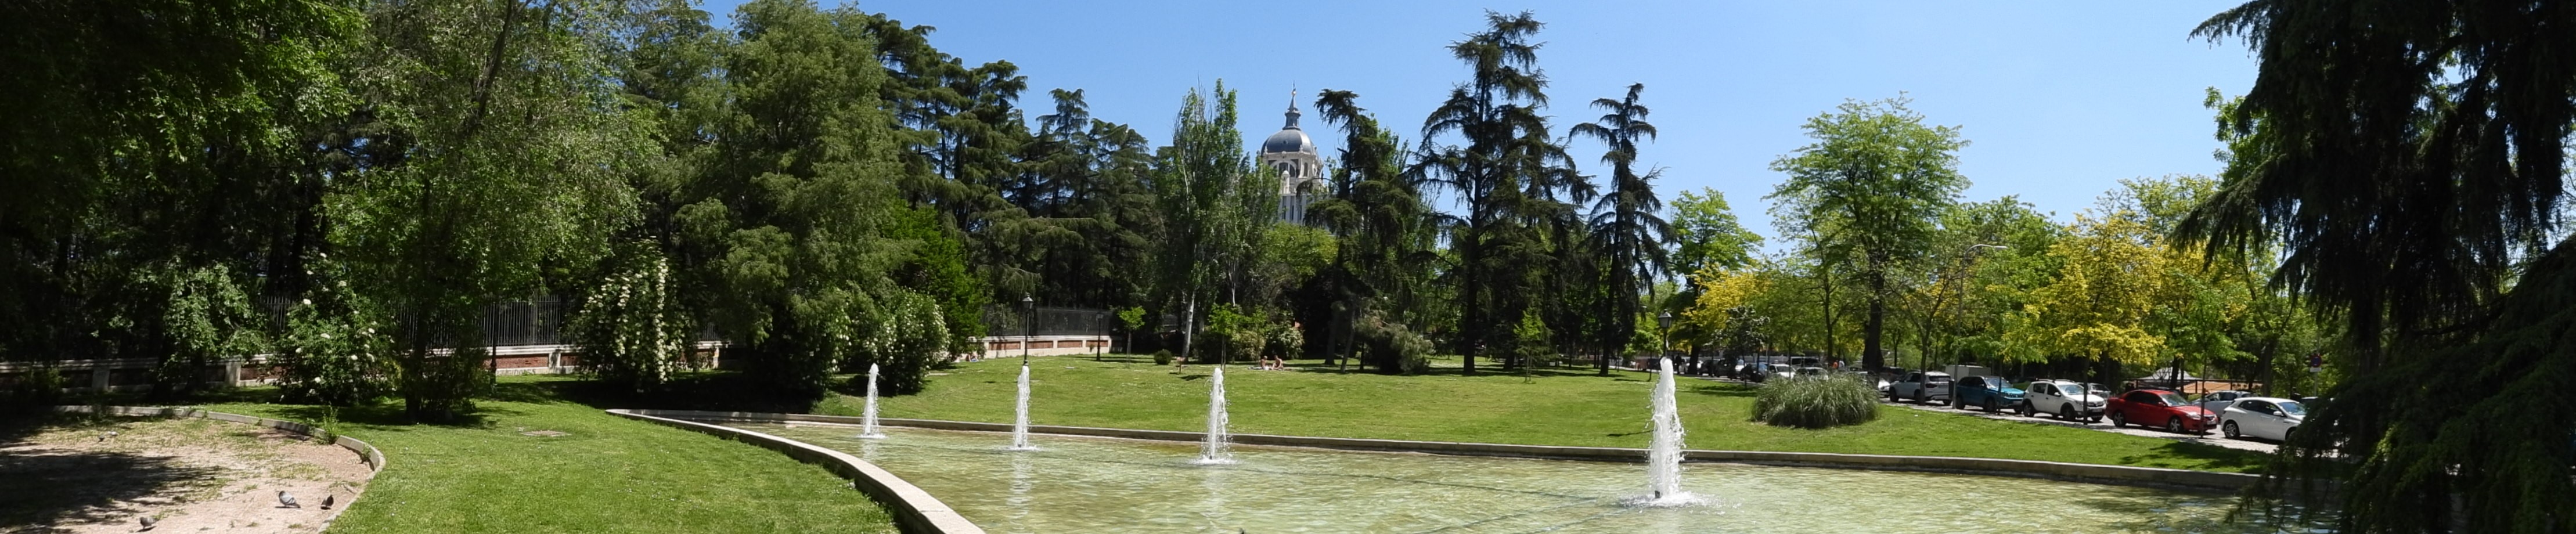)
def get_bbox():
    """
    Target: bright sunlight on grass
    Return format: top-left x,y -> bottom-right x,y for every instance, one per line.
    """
199,377 -> 897,534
